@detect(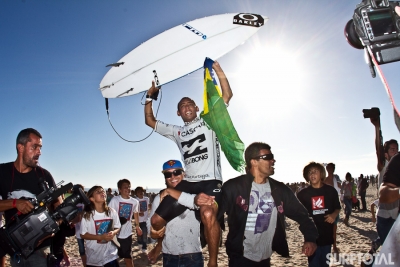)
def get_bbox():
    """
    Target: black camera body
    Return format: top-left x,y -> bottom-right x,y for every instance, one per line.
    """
0,180 -> 90,259
345,0 -> 400,75
363,107 -> 381,118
